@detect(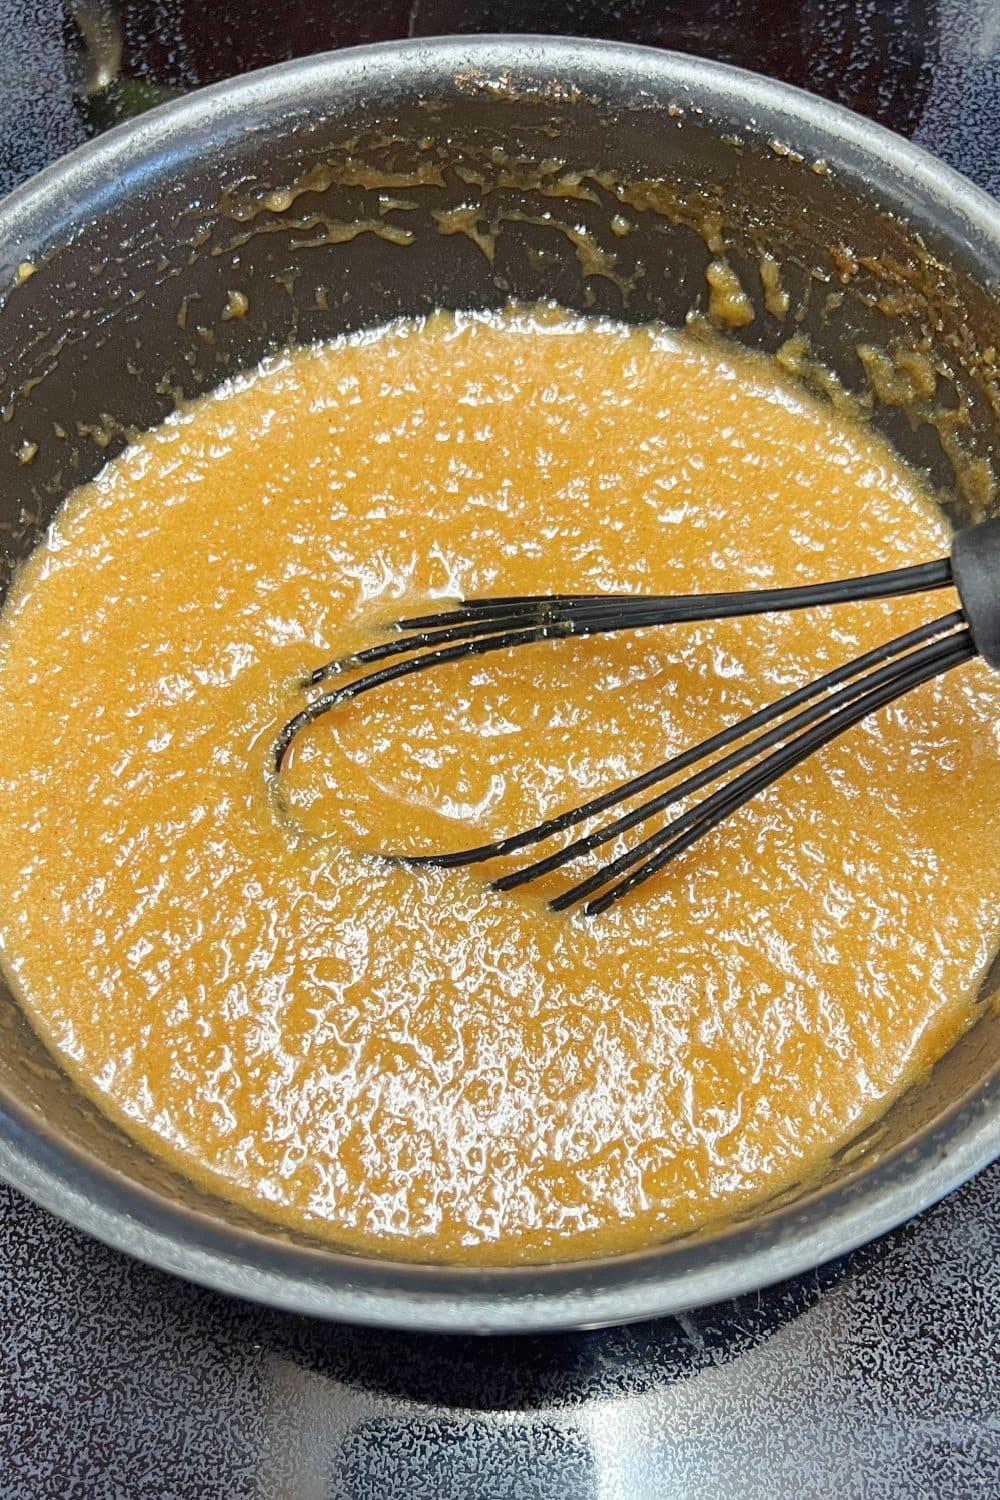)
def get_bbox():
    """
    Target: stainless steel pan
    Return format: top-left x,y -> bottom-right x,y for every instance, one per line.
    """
0,36 -> 997,1333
